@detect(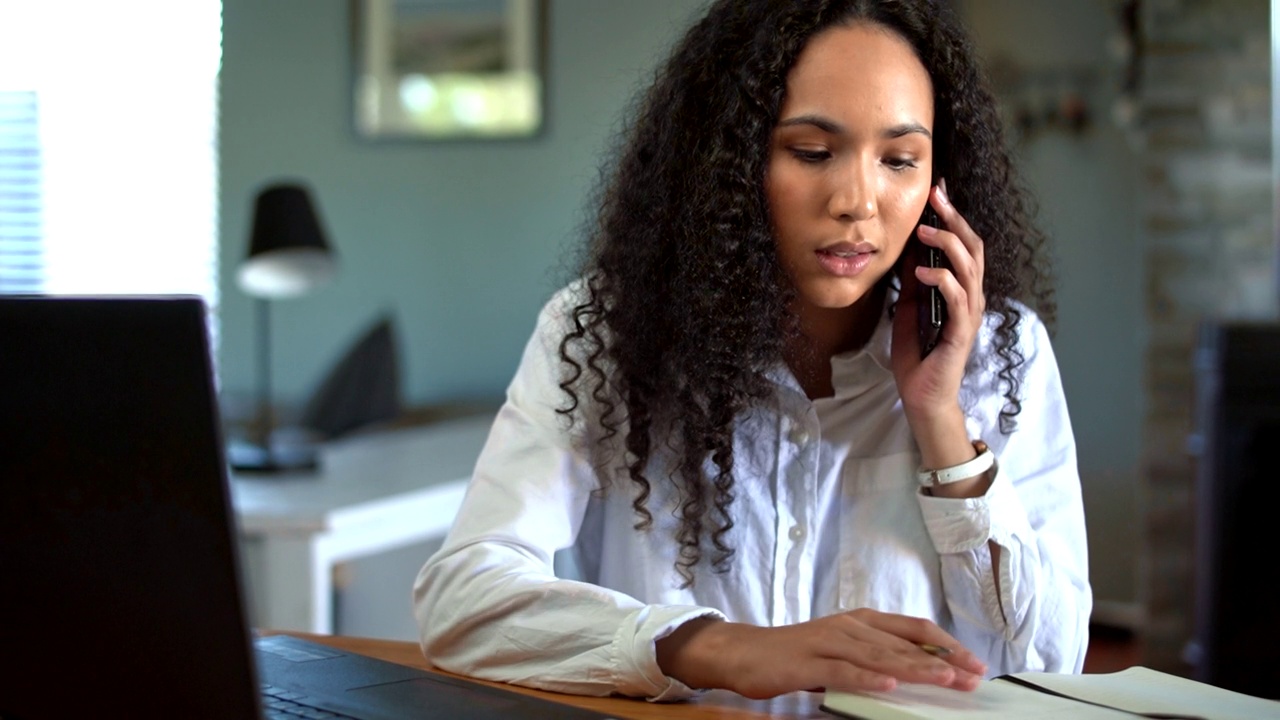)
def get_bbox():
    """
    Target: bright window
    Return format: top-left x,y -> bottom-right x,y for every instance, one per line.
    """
0,1 -> 221,314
